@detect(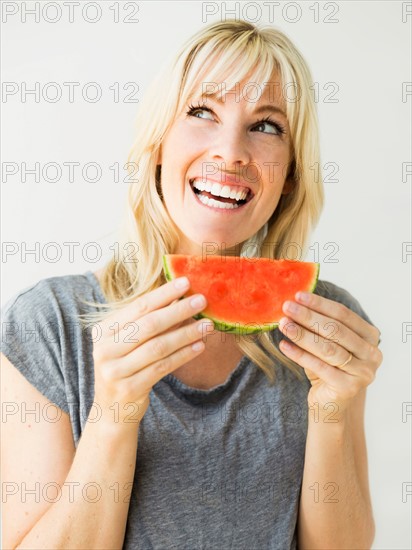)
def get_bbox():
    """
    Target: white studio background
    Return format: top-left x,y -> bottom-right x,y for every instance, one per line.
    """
1,1 -> 411,548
